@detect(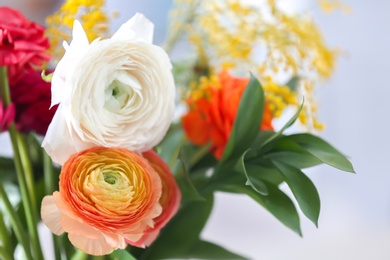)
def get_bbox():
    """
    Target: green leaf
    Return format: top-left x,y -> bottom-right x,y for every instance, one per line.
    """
187,240 -> 247,259
110,250 -> 137,260
221,74 -> 265,162
286,76 -> 300,91
244,163 -> 284,186
156,124 -> 185,169
176,149 -> 205,202
235,150 -> 268,195
191,152 -> 217,173
180,143 -> 212,169
140,195 -> 214,259
288,134 -> 355,173
266,151 -> 322,169
260,102 -> 304,151
264,139 -> 322,169
272,161 -> 320,227
222,184 -> 301,236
